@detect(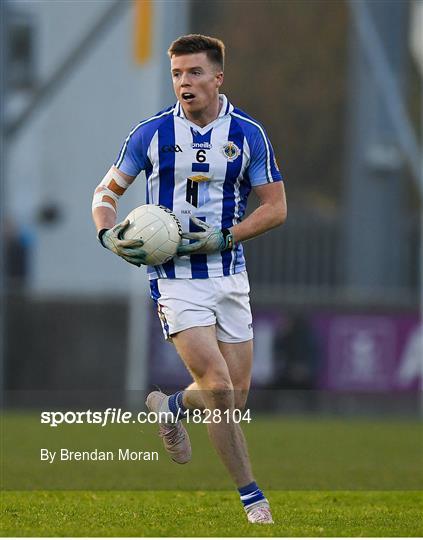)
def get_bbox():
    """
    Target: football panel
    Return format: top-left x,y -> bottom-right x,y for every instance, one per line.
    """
136,218 -> 164,243
149,206 -> 182,240
163,218 -> 182,243
146,251 -> 173,266
141,223 -> 170,252
124,214 -> 160,240
155,246 -> 178,259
